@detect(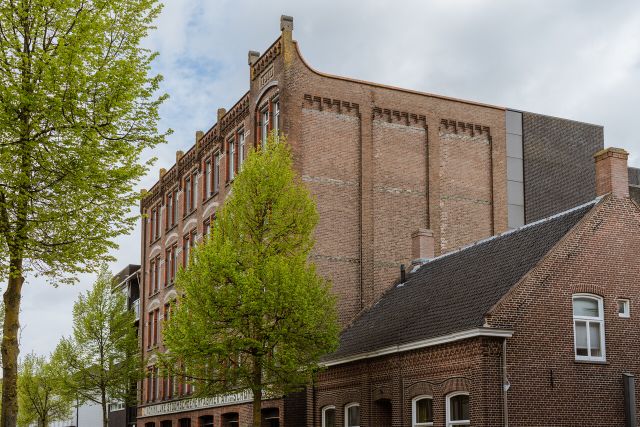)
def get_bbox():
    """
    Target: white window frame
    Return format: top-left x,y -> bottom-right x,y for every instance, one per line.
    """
273,100 -> 280,136
572,293 -> 606,362
618,299 -> 630,318
344,403 -> 360,427
238,130 -> 245,171
412,395 -> 434,426
261,108 -> 269,148
446,392 -> 470,426
228,139 -> 235,181
204,159 -> 212,198
213,152 -> 220,193
321,405 -> 336,427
